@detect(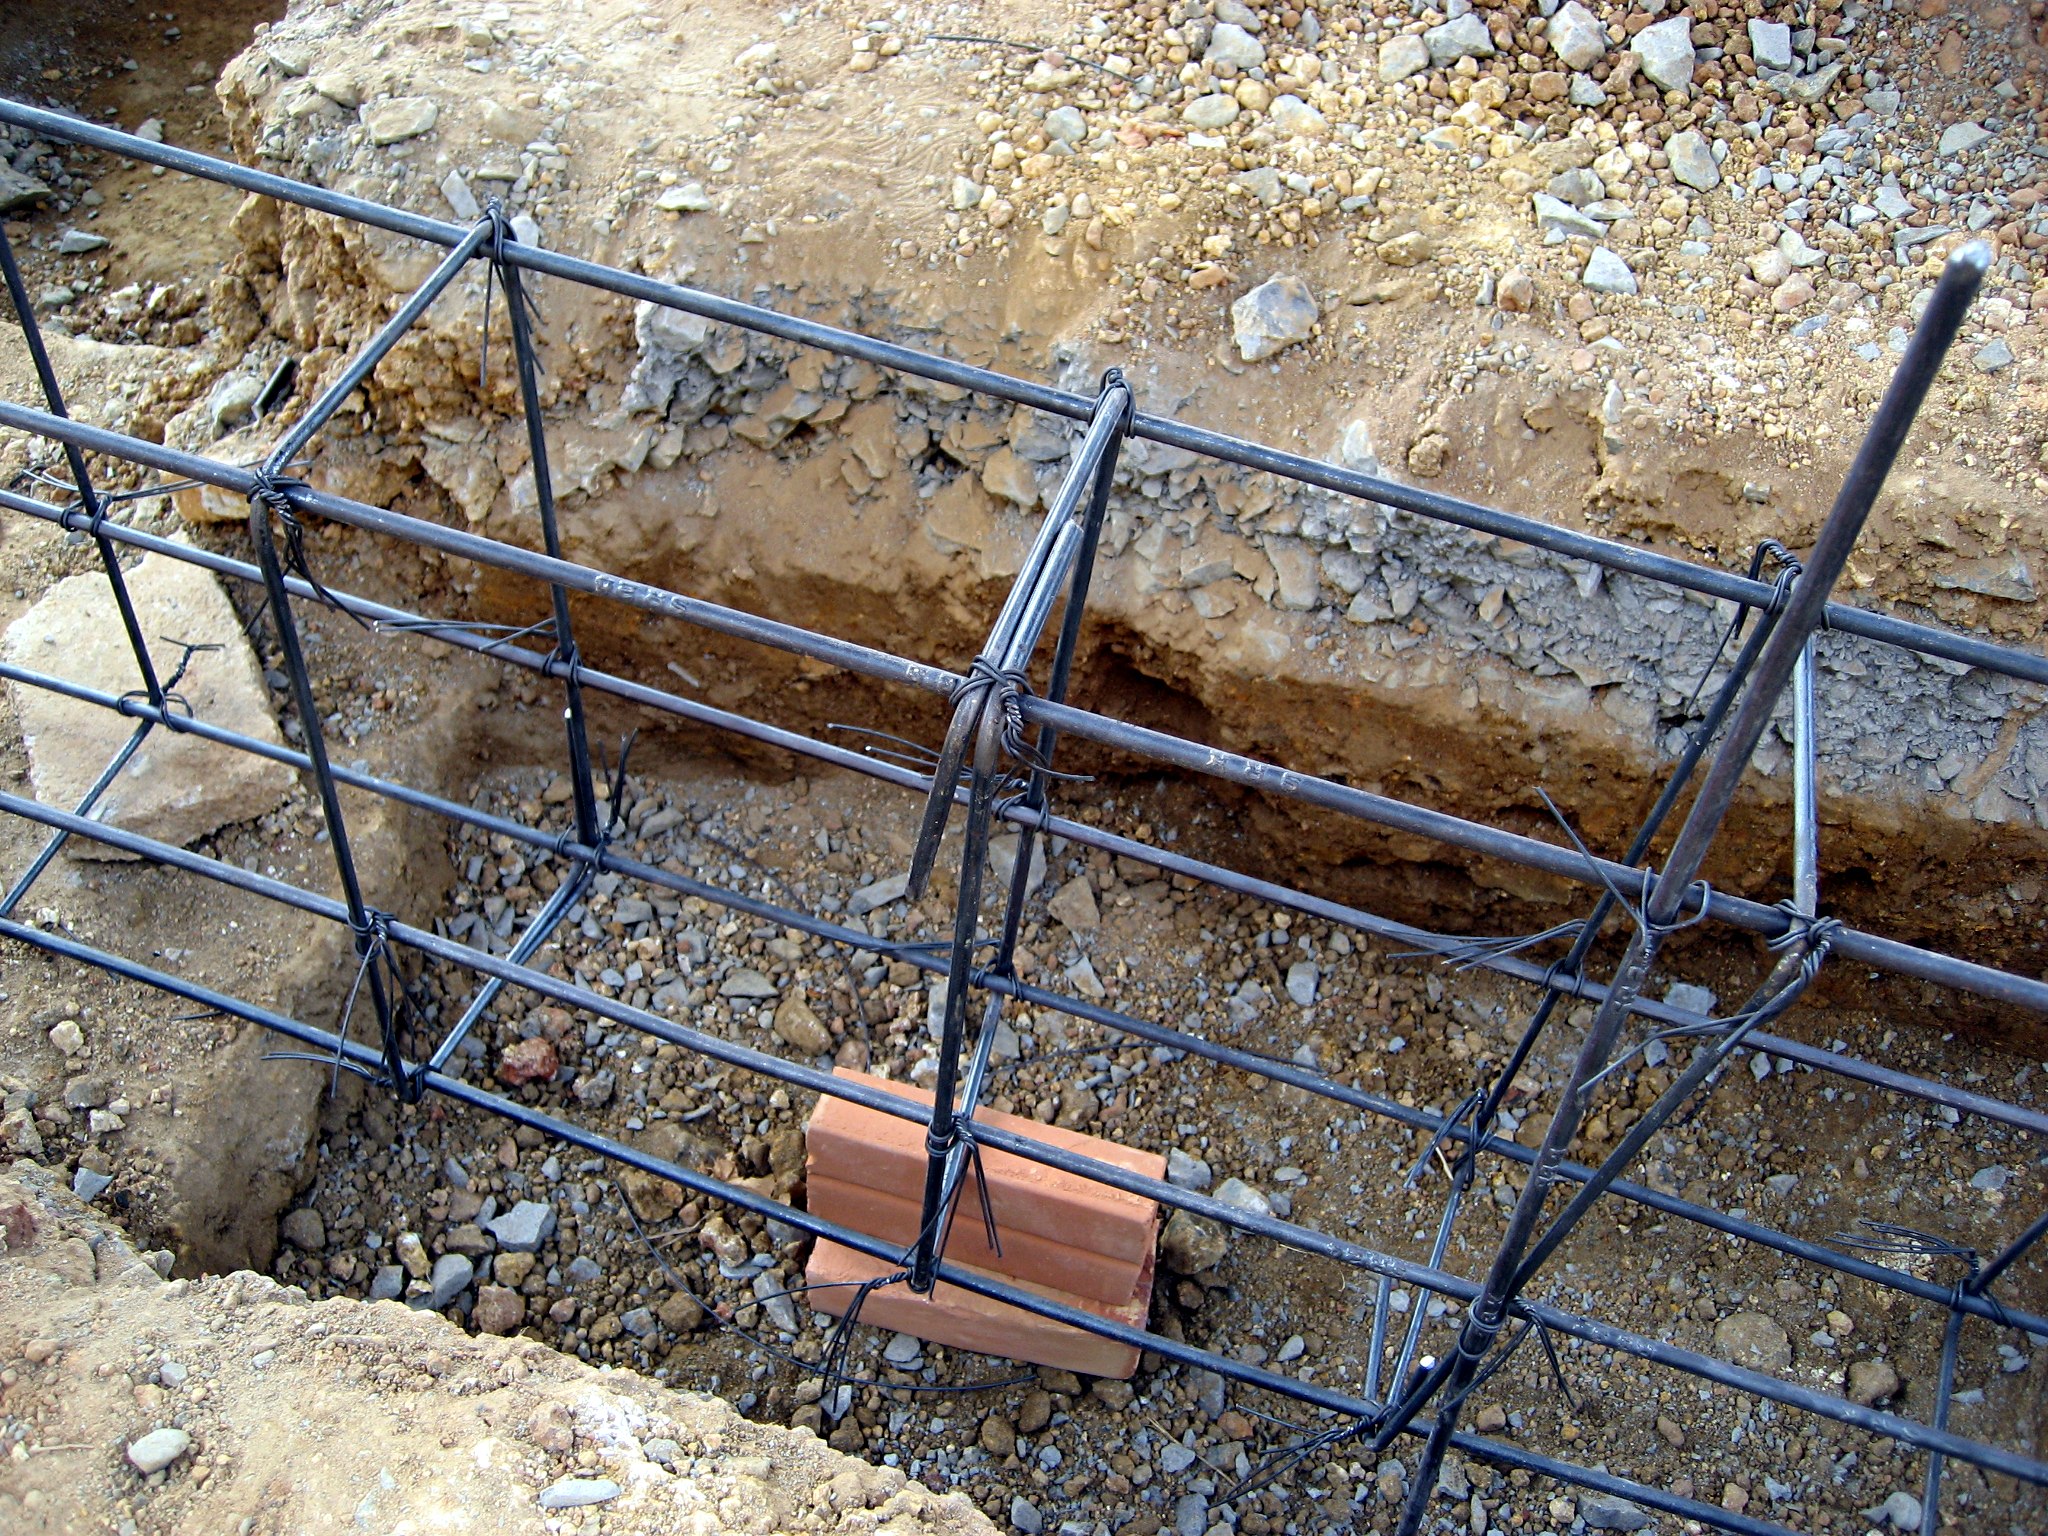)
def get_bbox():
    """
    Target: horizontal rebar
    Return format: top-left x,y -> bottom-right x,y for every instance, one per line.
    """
5,786 -> 2044,1485
2,411 -> 2040,1019
1,97 -> 2040,689
0,910 -> 1808,1536
8,645 -> 2038,1336
7,485 -> 2041,1144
